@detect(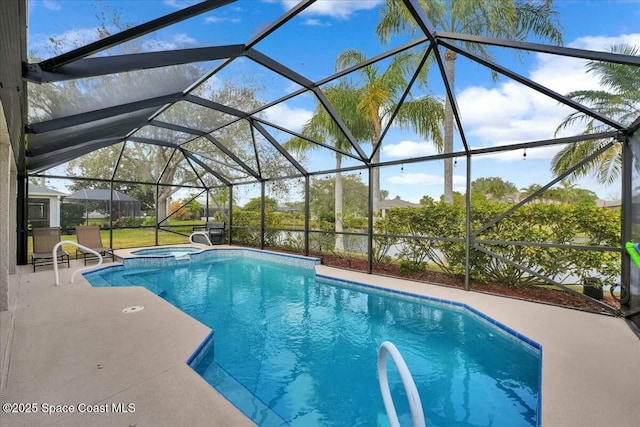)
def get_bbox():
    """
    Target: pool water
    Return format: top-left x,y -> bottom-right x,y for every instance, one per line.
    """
131,246 -> 199,257
87,254 -> 541,427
